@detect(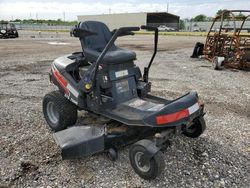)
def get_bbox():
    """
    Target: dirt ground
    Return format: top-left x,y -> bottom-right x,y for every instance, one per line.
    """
0,31 -> 249,188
